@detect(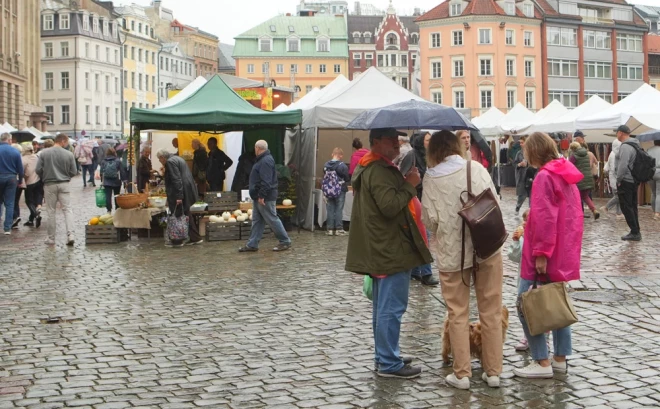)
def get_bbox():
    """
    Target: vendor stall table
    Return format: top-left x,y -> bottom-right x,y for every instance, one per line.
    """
314,189 -> 353,229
